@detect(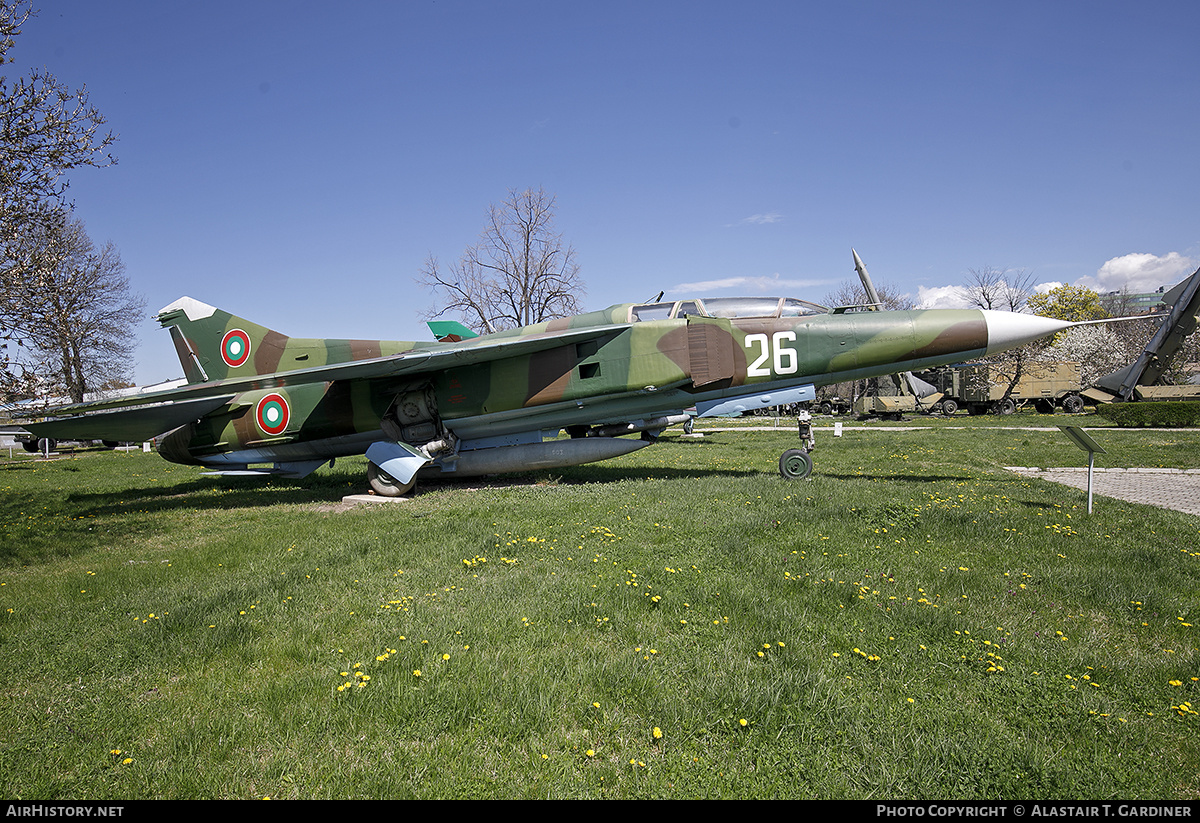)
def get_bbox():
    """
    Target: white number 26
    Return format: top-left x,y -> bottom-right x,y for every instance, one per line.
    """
745,332 -> 798,377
